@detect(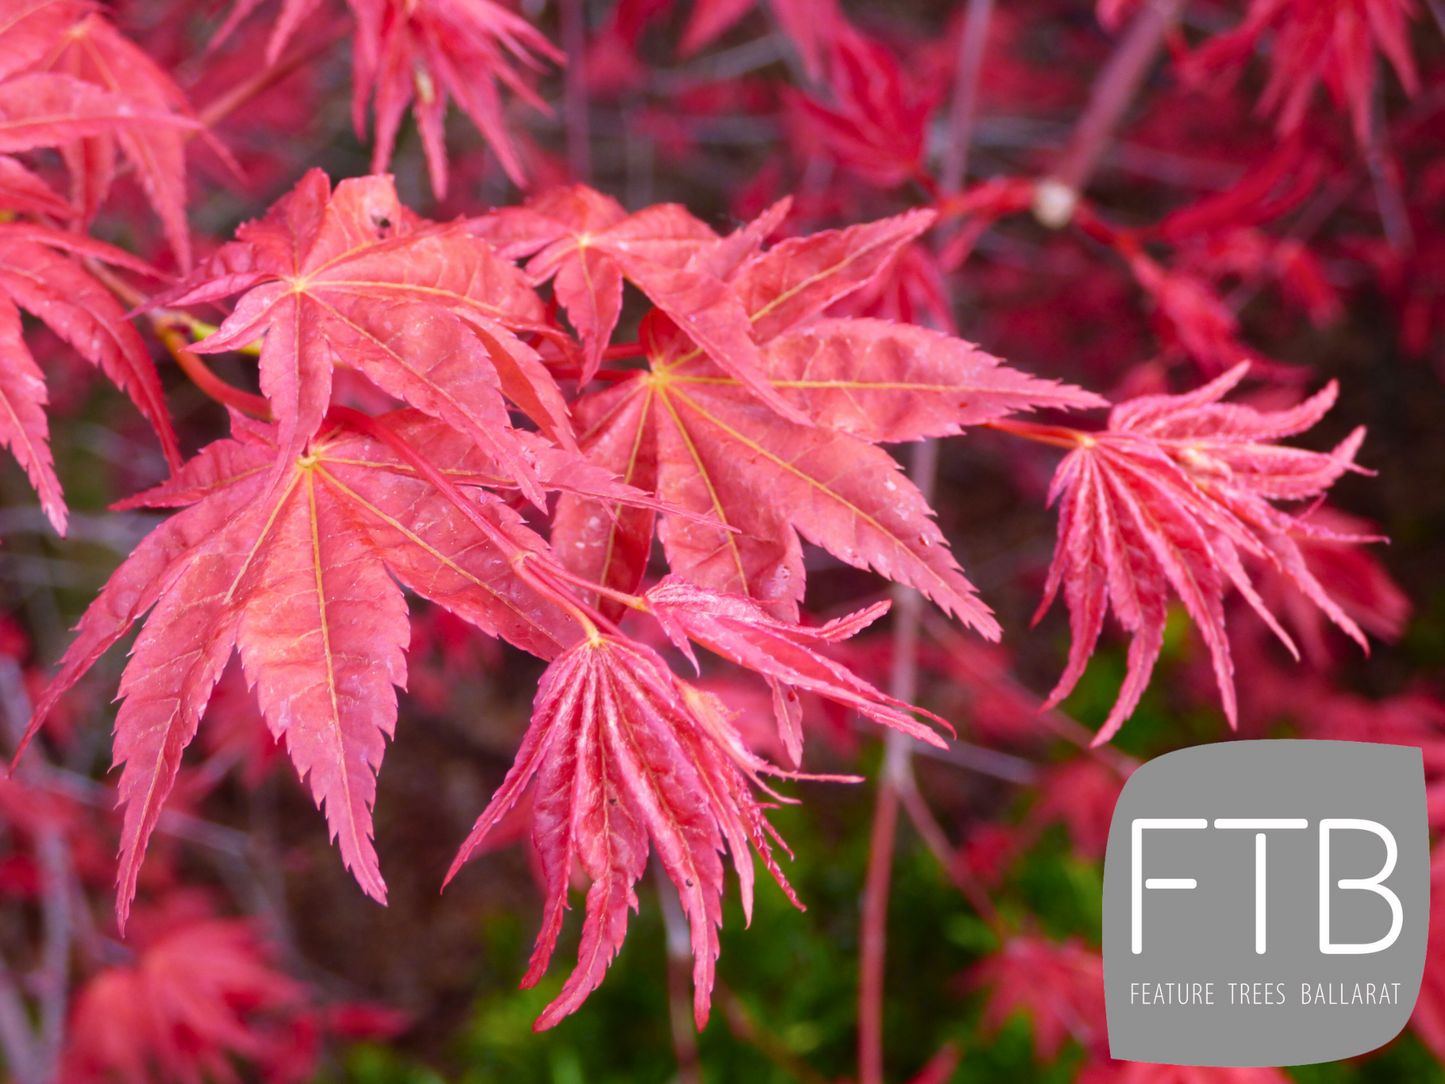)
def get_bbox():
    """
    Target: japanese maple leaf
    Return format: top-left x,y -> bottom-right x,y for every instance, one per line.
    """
1077,1063 -> 1291,1084
0,223 -> 180,533
1184,0 -> 1419,145
679,0 -> 839,80
553,205 -> 1104,635
0,154 -> 73,218
786,22 -> 938,190
21,408 -> 644,922
1410,846 -> 1445,1059
643,575 -> 950,764
206,0 -> 331,68
1026,756 -> 1130,861
349,0 -> 562,195
210,0 -> 560,195
63,917 -> 305,1084
1033,362 -> 1371,744
446,633 -> 806,1031
6,1 -> 205,269
828,241 -> 957,333
1252,505 -> 1409,665
473,185 -> 805,411
969,935 -> 1107,1058
153,170 -> 570,501
1122,246 -> 1258,377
